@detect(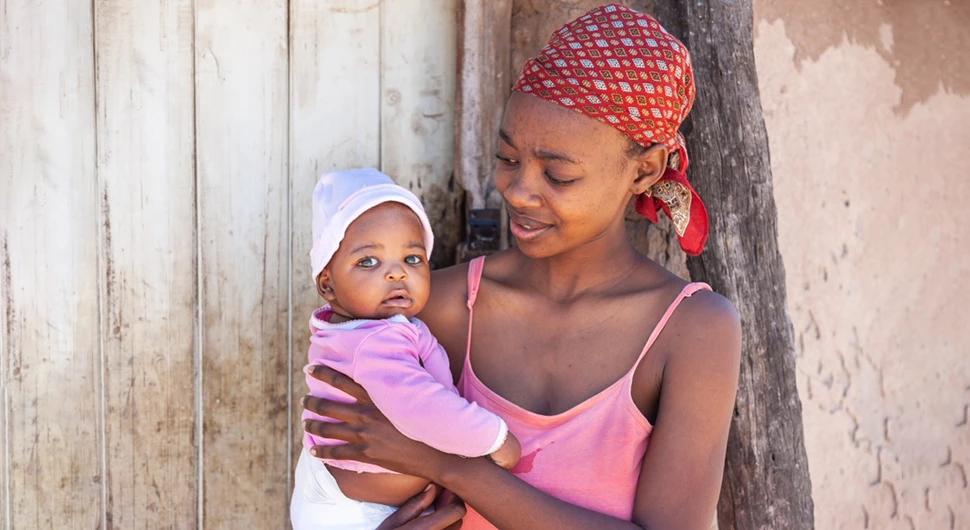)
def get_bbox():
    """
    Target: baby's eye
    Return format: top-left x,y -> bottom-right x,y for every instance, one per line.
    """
357,257 -> 378,268
404,255 -> 423,266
